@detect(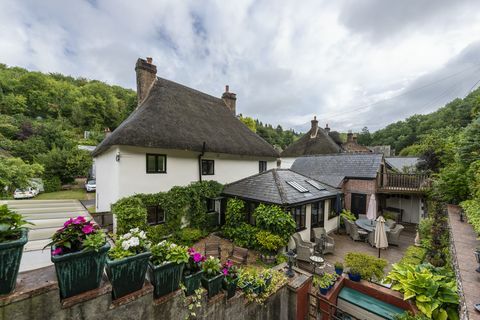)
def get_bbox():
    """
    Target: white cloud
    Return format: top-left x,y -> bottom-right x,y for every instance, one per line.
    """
1,0 -> 480,132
